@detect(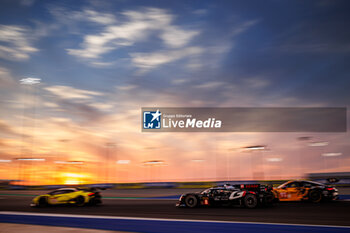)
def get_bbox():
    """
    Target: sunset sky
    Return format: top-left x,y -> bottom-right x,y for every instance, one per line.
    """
0,0 -> 349,185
